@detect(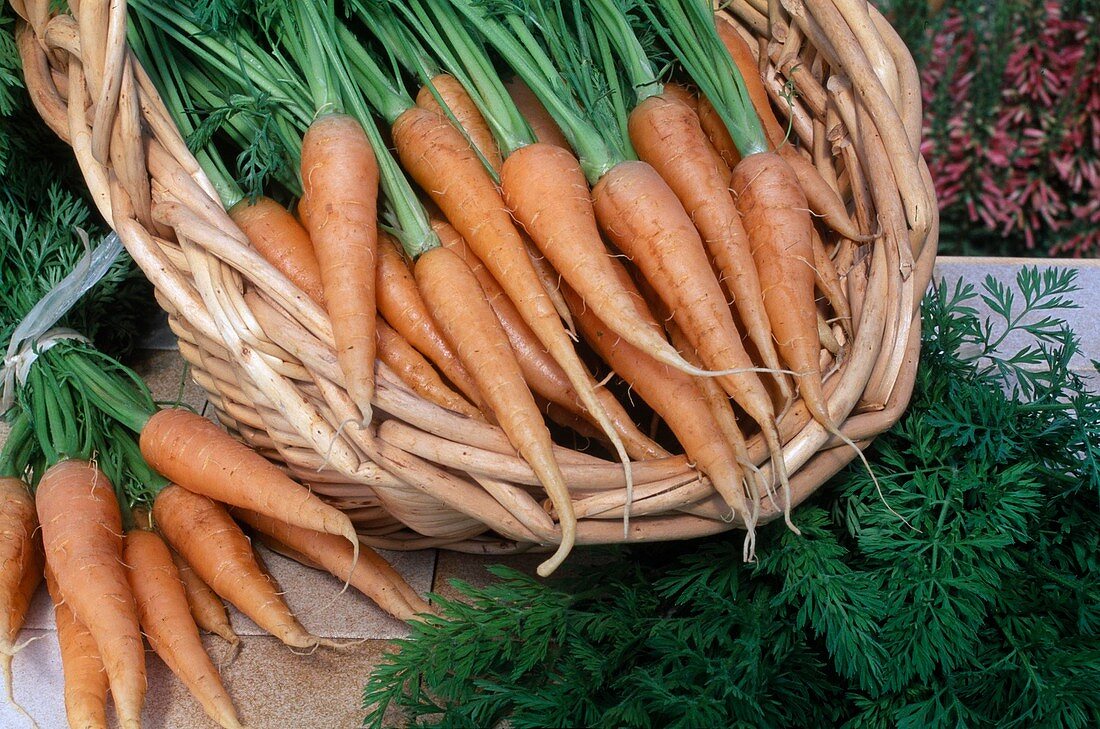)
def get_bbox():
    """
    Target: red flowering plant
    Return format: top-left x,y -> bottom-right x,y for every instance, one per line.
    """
884,0 -> 1099,256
